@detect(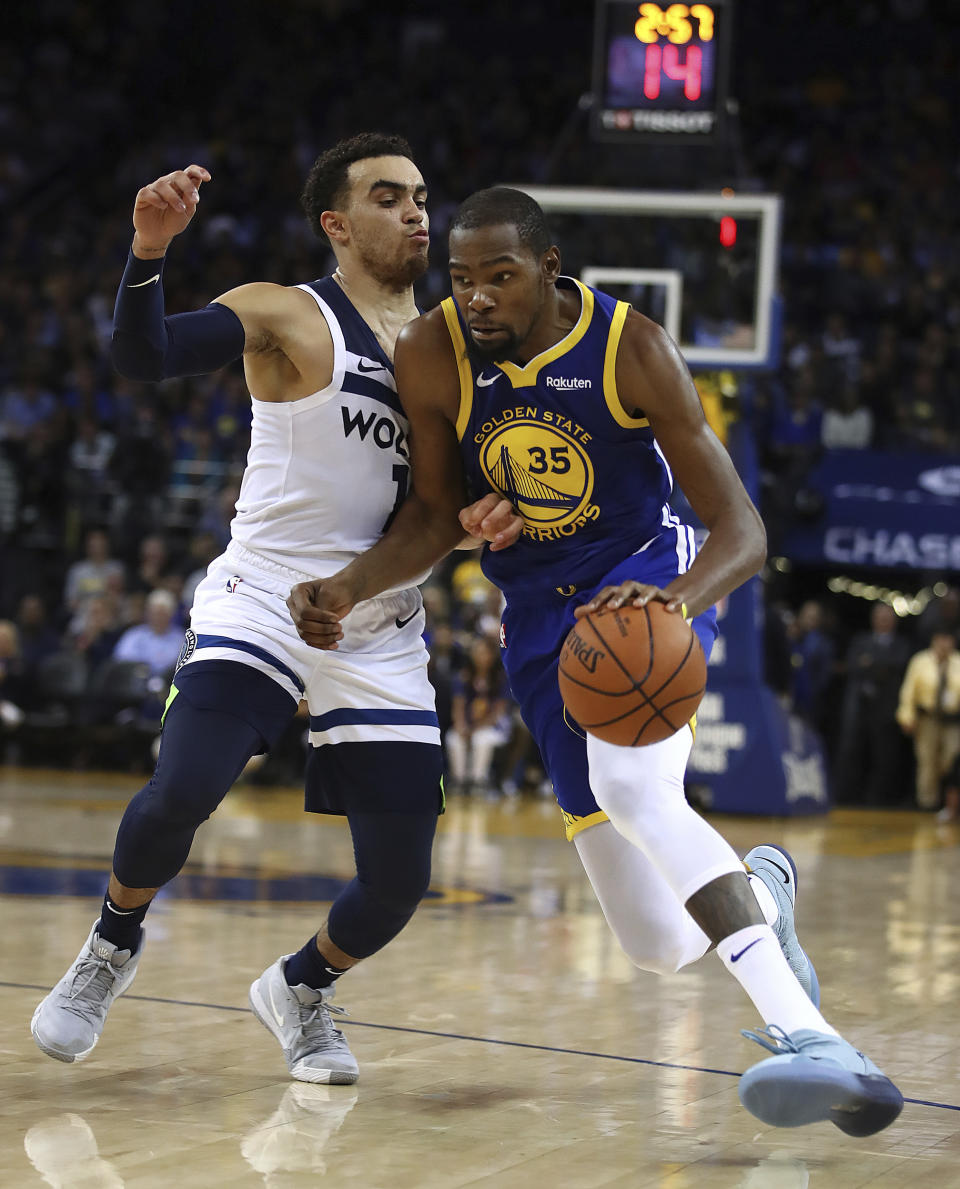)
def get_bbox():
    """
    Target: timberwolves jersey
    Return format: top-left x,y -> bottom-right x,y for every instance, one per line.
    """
231,276 -> 419,588
441,277 -> 680,601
